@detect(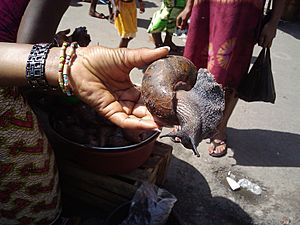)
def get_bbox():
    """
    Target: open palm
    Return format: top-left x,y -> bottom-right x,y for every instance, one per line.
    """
69,46 -> 169,130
